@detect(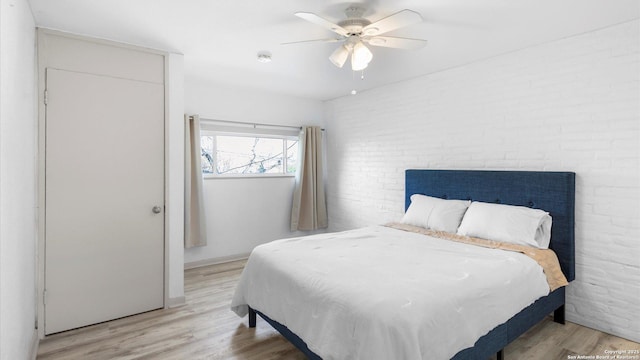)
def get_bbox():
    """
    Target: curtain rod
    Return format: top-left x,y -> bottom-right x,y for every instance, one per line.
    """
190,116 -> 324,131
